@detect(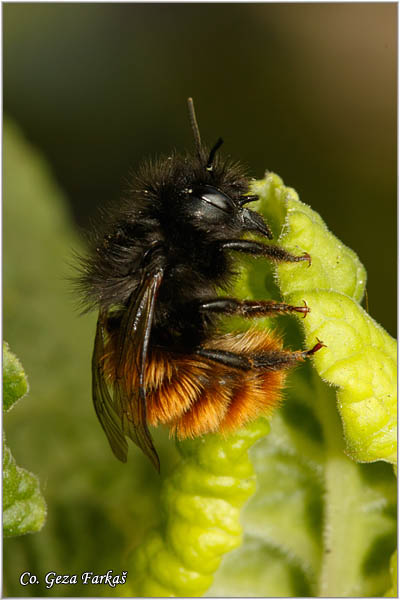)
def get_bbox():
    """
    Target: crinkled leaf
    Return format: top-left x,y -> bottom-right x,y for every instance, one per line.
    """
208,173 -> 396,597
3,344 -> 46,537
3,342 -> 28,412
125,172 -> 396,597
209,373 -> 396,597
4,118 -> 396,596
290,290 -> 396,463
3,440 -> 46,537
254,173 -> 396,465
125,419 -> 270,597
